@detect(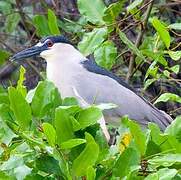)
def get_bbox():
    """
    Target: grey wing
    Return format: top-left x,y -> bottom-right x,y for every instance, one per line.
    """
74,72 -> 172,130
